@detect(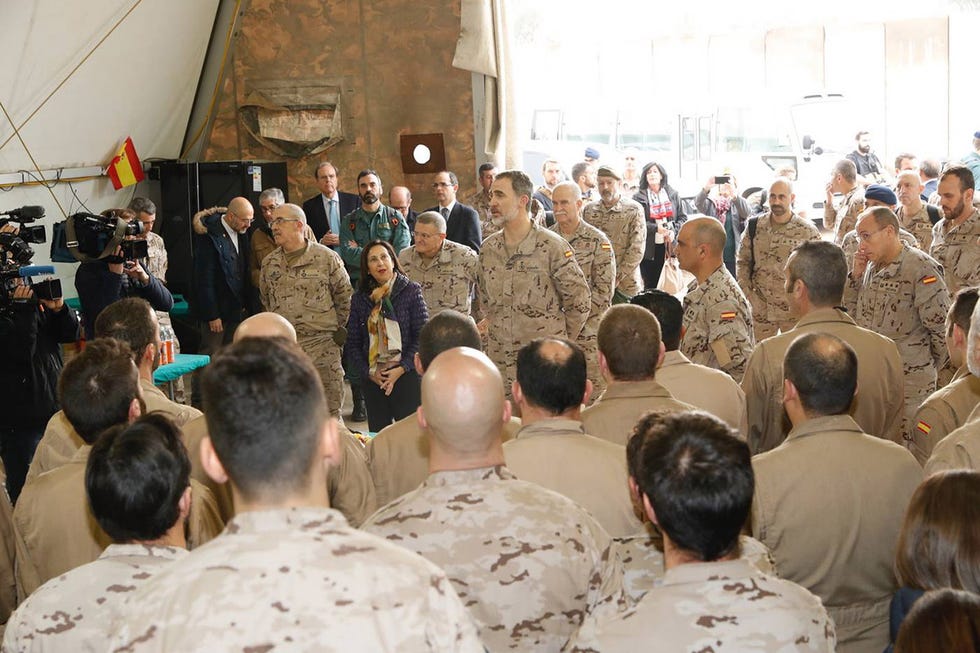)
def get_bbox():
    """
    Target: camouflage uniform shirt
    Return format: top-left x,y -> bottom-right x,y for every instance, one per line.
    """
582,195 -> 645,297
398,239 -> 479,317
824,185 -> 866,245
681,266 -> 755,382
478,222 -> 590,393
736,212 -> 821,339
465,189 -> 494,239
567,559 -> 836,653
841,227 -> 920,270
362,466 -> 627,652
109,507 -> 484,652
3,544 -> 186,653
896,203 -> 938,251
930,208 -> 980,294
910,367 -> 980,465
